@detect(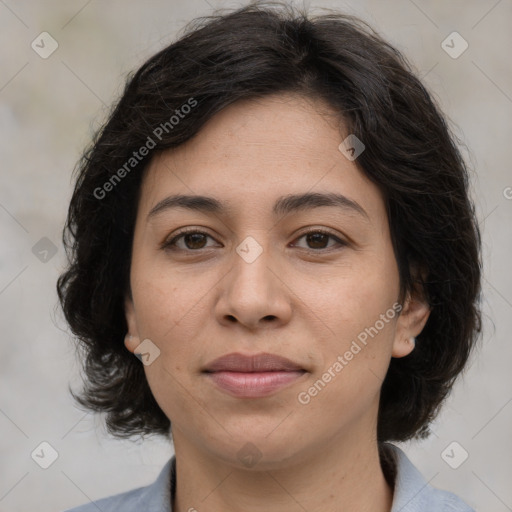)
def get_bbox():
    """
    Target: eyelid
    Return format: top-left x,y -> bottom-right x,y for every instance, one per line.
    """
291,227 -> 347,250
161,227 -> 219,250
